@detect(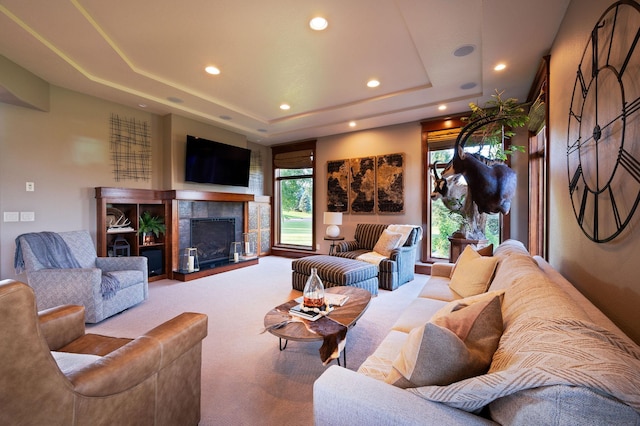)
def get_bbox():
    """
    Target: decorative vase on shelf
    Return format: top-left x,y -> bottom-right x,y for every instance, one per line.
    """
303,268 -> 325,308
